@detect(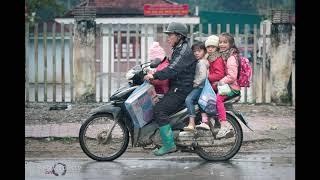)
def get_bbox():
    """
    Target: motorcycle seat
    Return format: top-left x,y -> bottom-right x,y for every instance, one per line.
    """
157,94 -> 164,99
